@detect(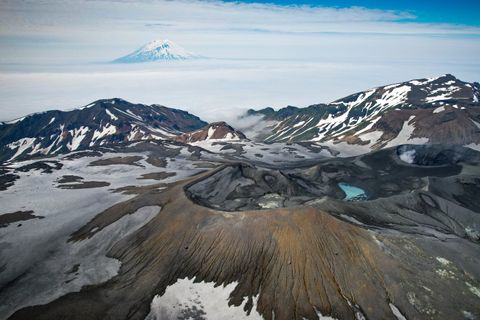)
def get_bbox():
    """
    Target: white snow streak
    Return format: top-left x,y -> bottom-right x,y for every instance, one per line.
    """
389,303 -> 407,320
105,109 -> 118,120
432,106 -> 445,113
67,126 -> 89,151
